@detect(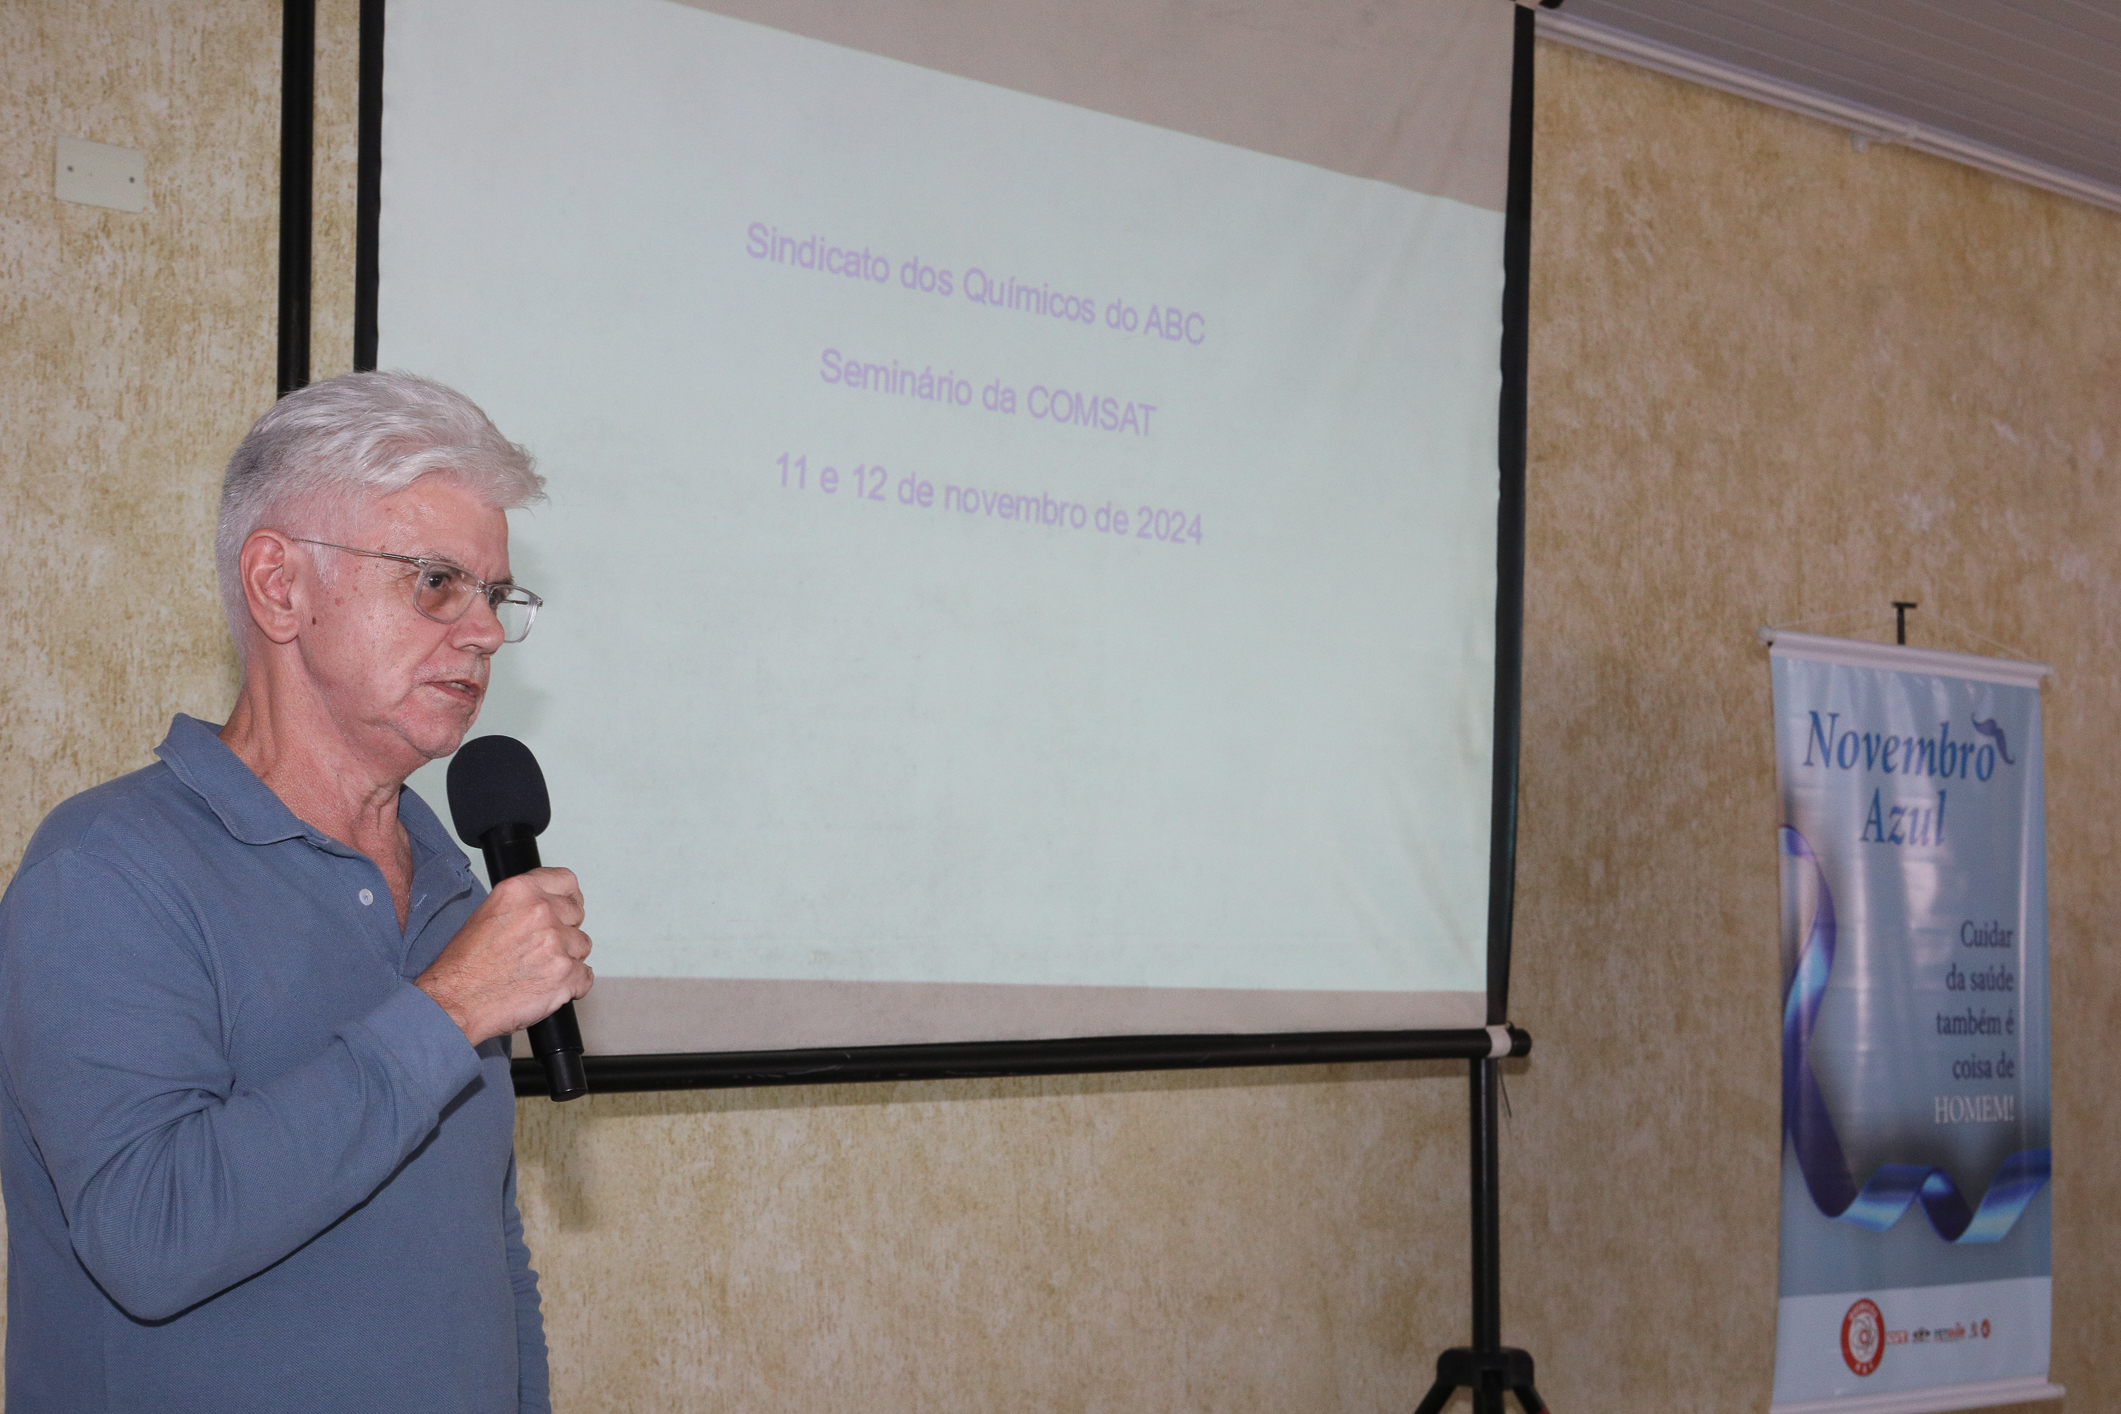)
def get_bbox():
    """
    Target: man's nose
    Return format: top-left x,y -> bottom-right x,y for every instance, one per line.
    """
453,594 -> 507,653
